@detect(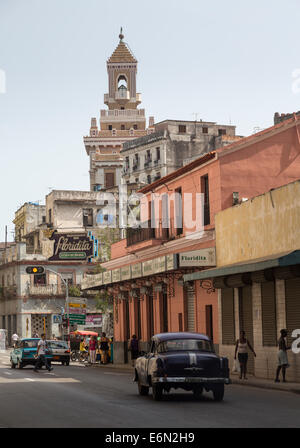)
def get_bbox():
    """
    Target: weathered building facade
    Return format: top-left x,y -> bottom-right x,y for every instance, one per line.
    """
0,242 -> 98,343
121,119 -> 240,185
185,179 -> 300,382
82,114 -> 300,364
